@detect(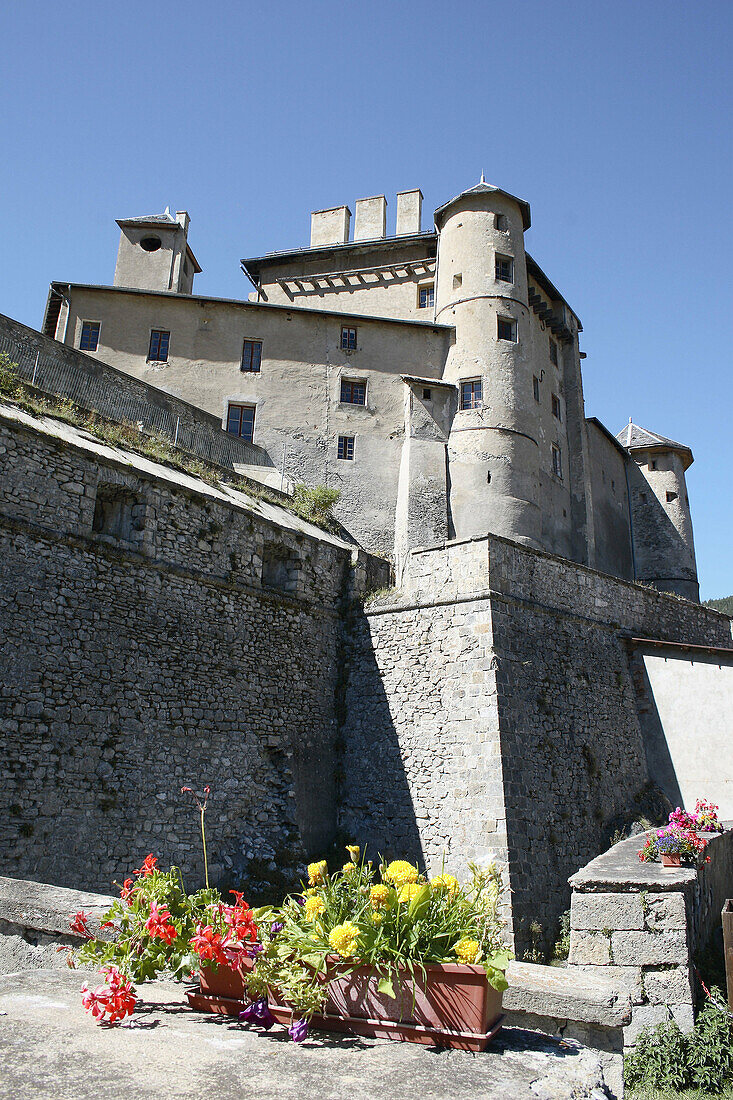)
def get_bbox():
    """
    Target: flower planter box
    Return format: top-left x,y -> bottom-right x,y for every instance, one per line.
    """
188,956 -> 504,1051
661,853 -> 682,868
